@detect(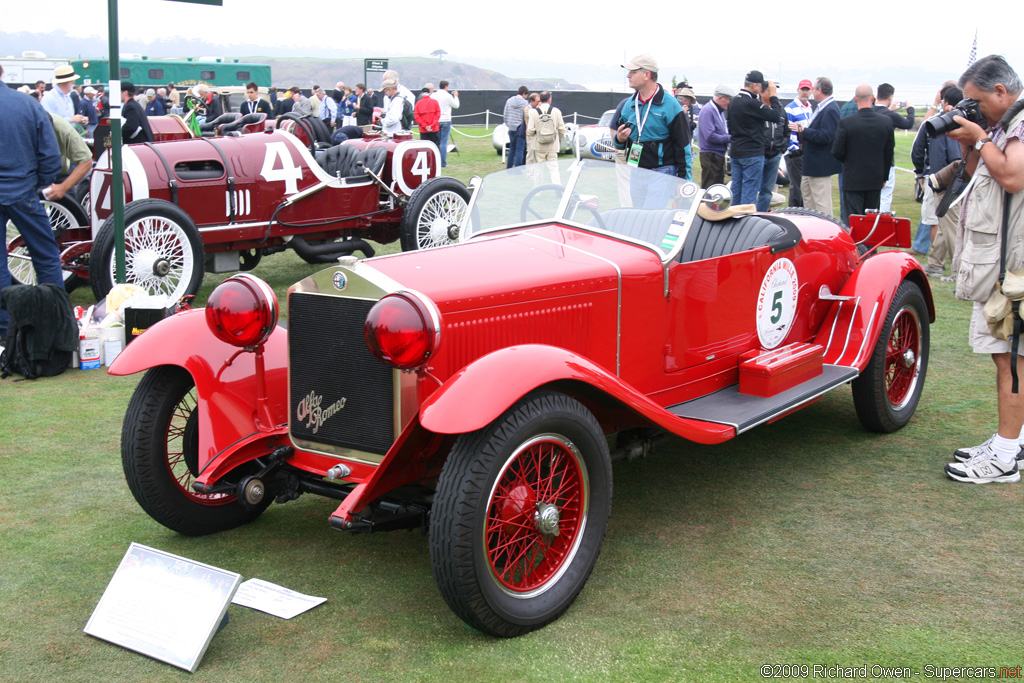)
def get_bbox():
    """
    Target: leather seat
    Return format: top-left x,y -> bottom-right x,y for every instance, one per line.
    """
593,208 -> 800,261
198,112 -> 240,136
316,145 -> 387,180
219,112 -> 266,135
